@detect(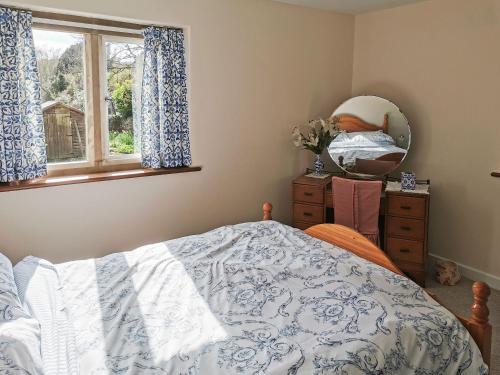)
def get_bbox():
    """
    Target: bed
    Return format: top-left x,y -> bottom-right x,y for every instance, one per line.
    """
0,203 -> 491,374
328,114 -> 408,175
